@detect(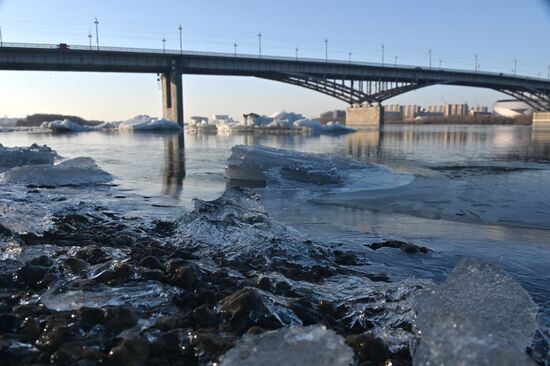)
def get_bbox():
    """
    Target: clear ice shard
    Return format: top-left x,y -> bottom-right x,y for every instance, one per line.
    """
413,258 -> 538,366
219,325 -> 354,366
